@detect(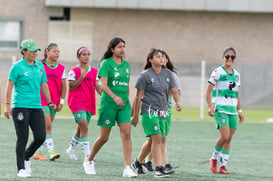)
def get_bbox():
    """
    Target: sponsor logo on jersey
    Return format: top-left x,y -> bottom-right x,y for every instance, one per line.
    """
24,72 -> 29,76
151,78 -> 154,83
126,67 -> 129,73
166,77 -> 170,82
17,112 -> 24,121
115,72 -> 120,78
114,67 -> 117,71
